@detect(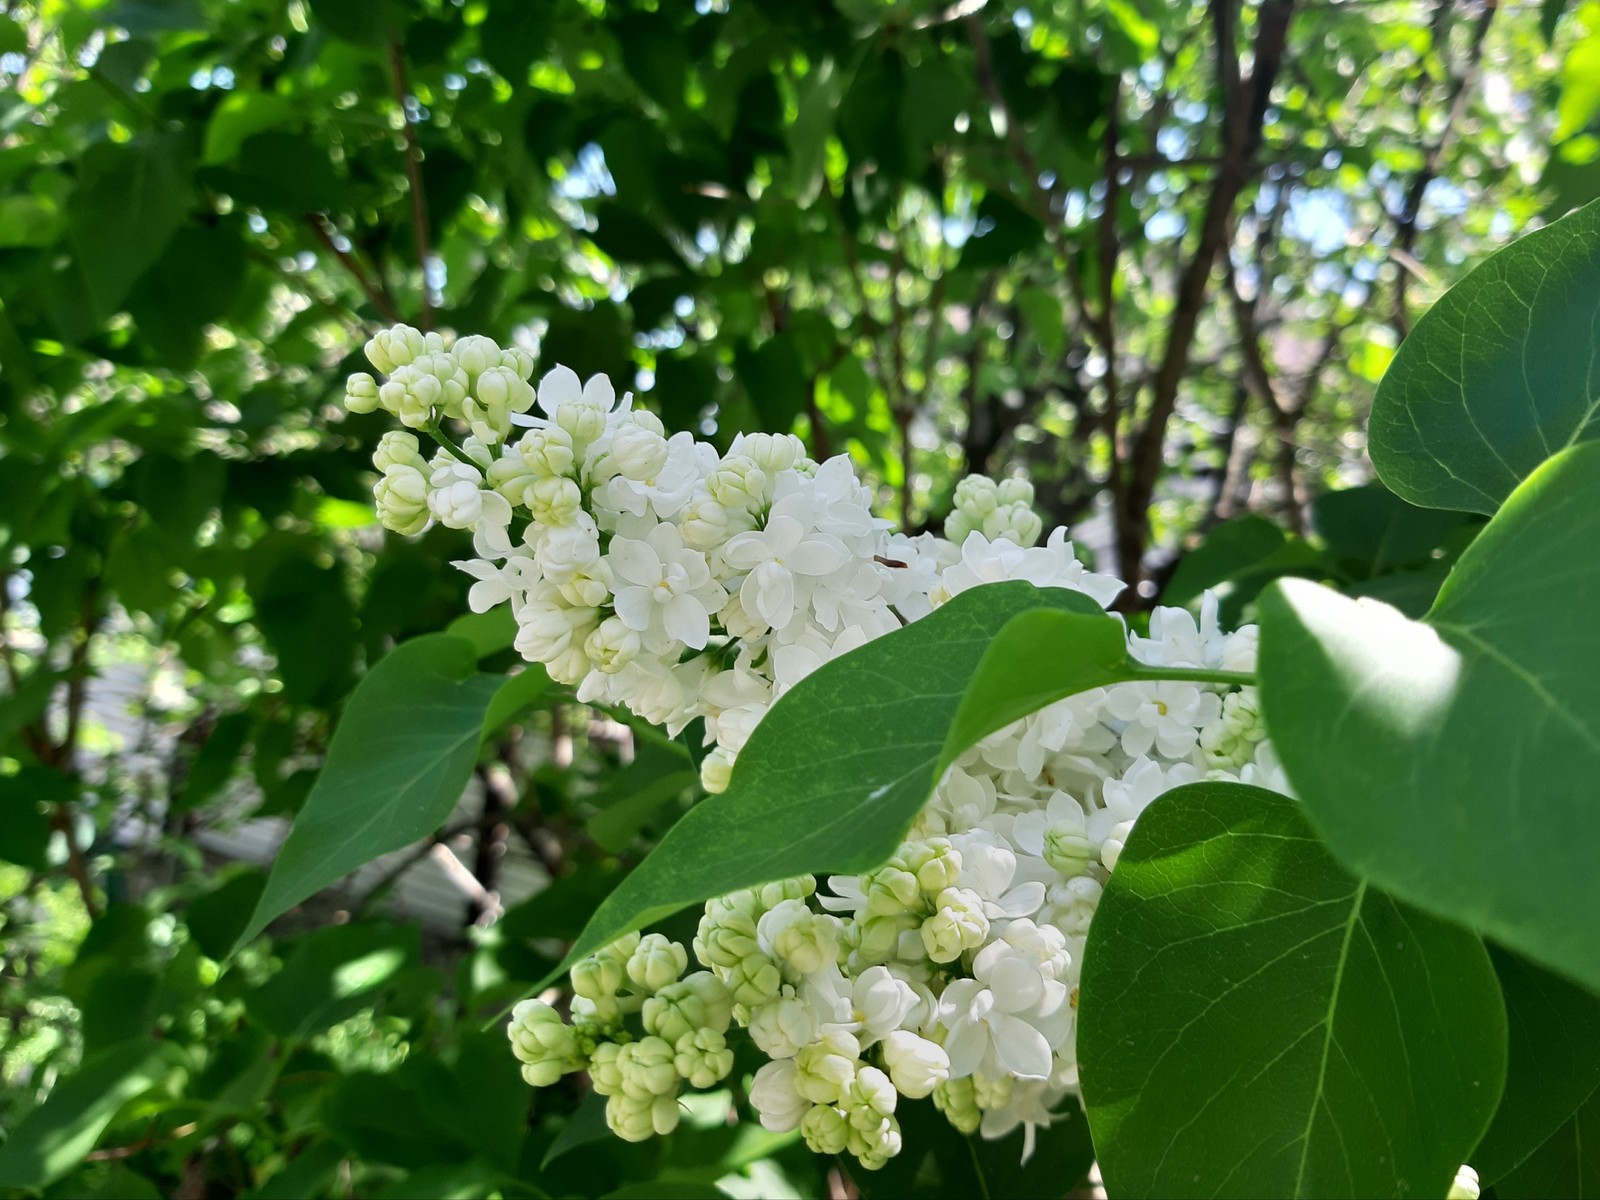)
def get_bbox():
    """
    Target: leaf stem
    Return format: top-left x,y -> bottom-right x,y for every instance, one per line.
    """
1129,665 -> 1257,689
966,1136 -> 993,1200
